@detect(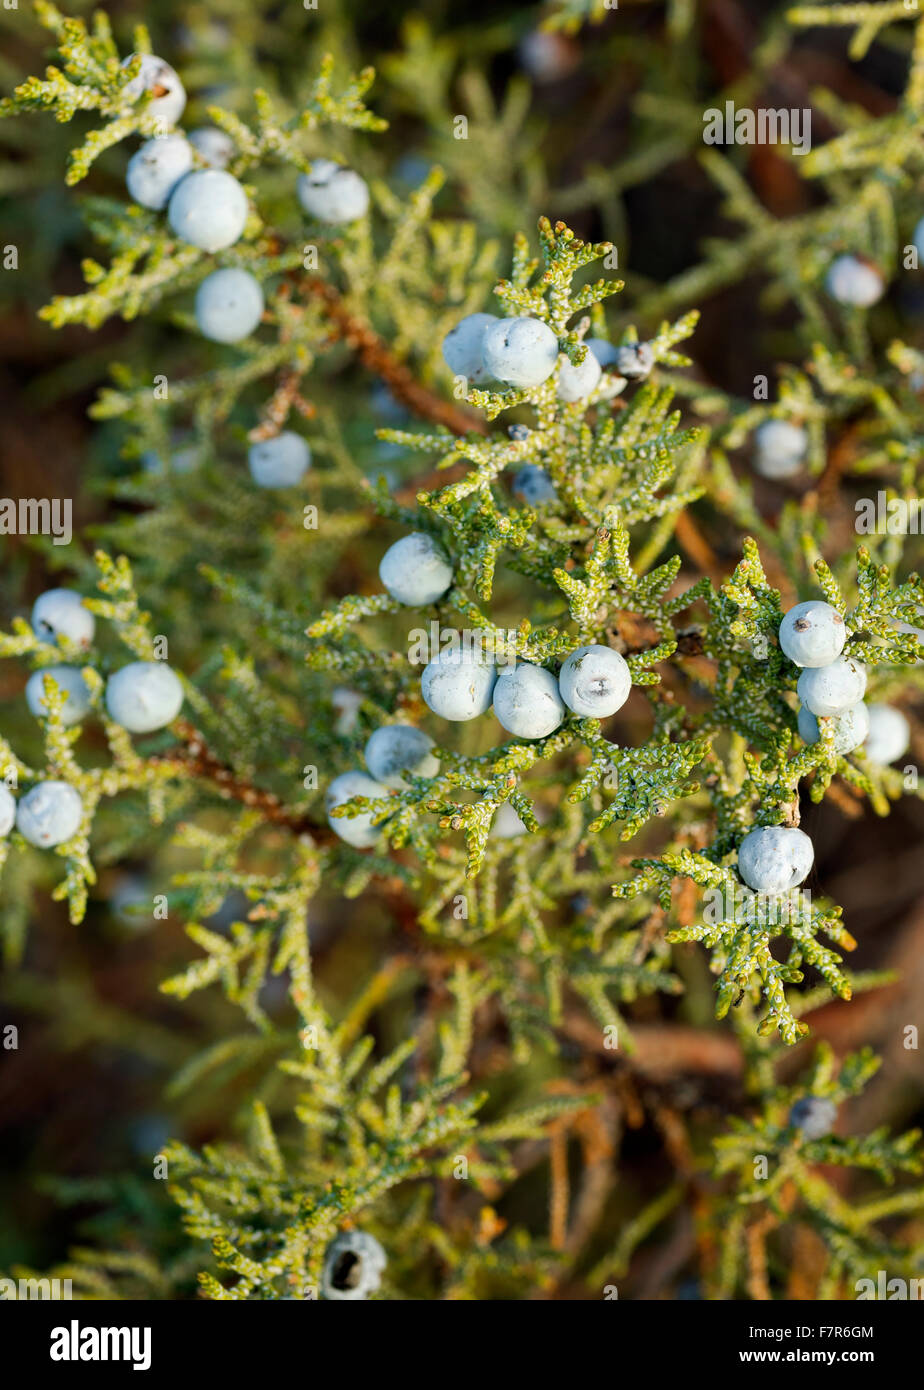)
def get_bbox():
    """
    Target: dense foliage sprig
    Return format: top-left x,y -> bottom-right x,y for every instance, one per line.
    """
1,0 -> 923,1302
